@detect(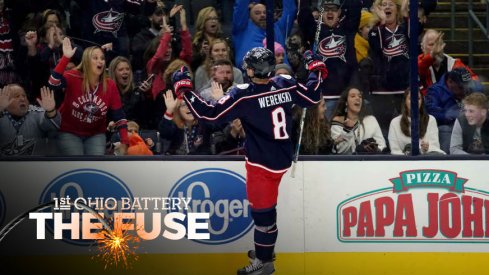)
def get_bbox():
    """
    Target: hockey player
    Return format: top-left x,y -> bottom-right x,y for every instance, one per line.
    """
171,47 -> 327,275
